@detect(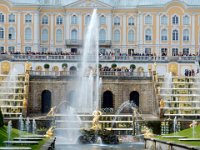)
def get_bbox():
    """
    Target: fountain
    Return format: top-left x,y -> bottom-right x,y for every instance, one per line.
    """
7,120 -> 12,141
18,115 -> 24,138
32,119 -> 37,135
26,117 -> 30,133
